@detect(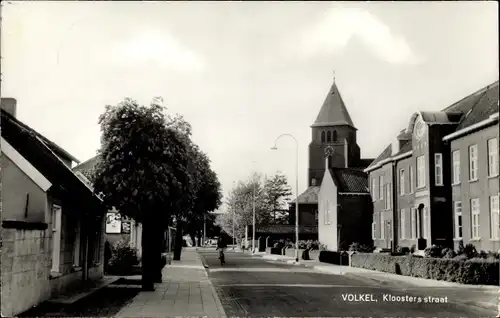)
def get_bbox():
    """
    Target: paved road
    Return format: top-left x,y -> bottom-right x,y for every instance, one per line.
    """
199,250 -> 495,317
